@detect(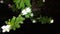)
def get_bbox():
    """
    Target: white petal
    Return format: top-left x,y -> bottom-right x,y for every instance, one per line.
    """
32,20 -> 36,23
22,9 -> 27,15
31,13 -> 34,17
2,30 -> 6,32
22,9 -> 26,13
6,29 -> 10,32
1,25 -> 6,29
22,12 -> 27,15
26,7 -> 31,13
50,19 -> 54,23
6,25 -> 11,28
